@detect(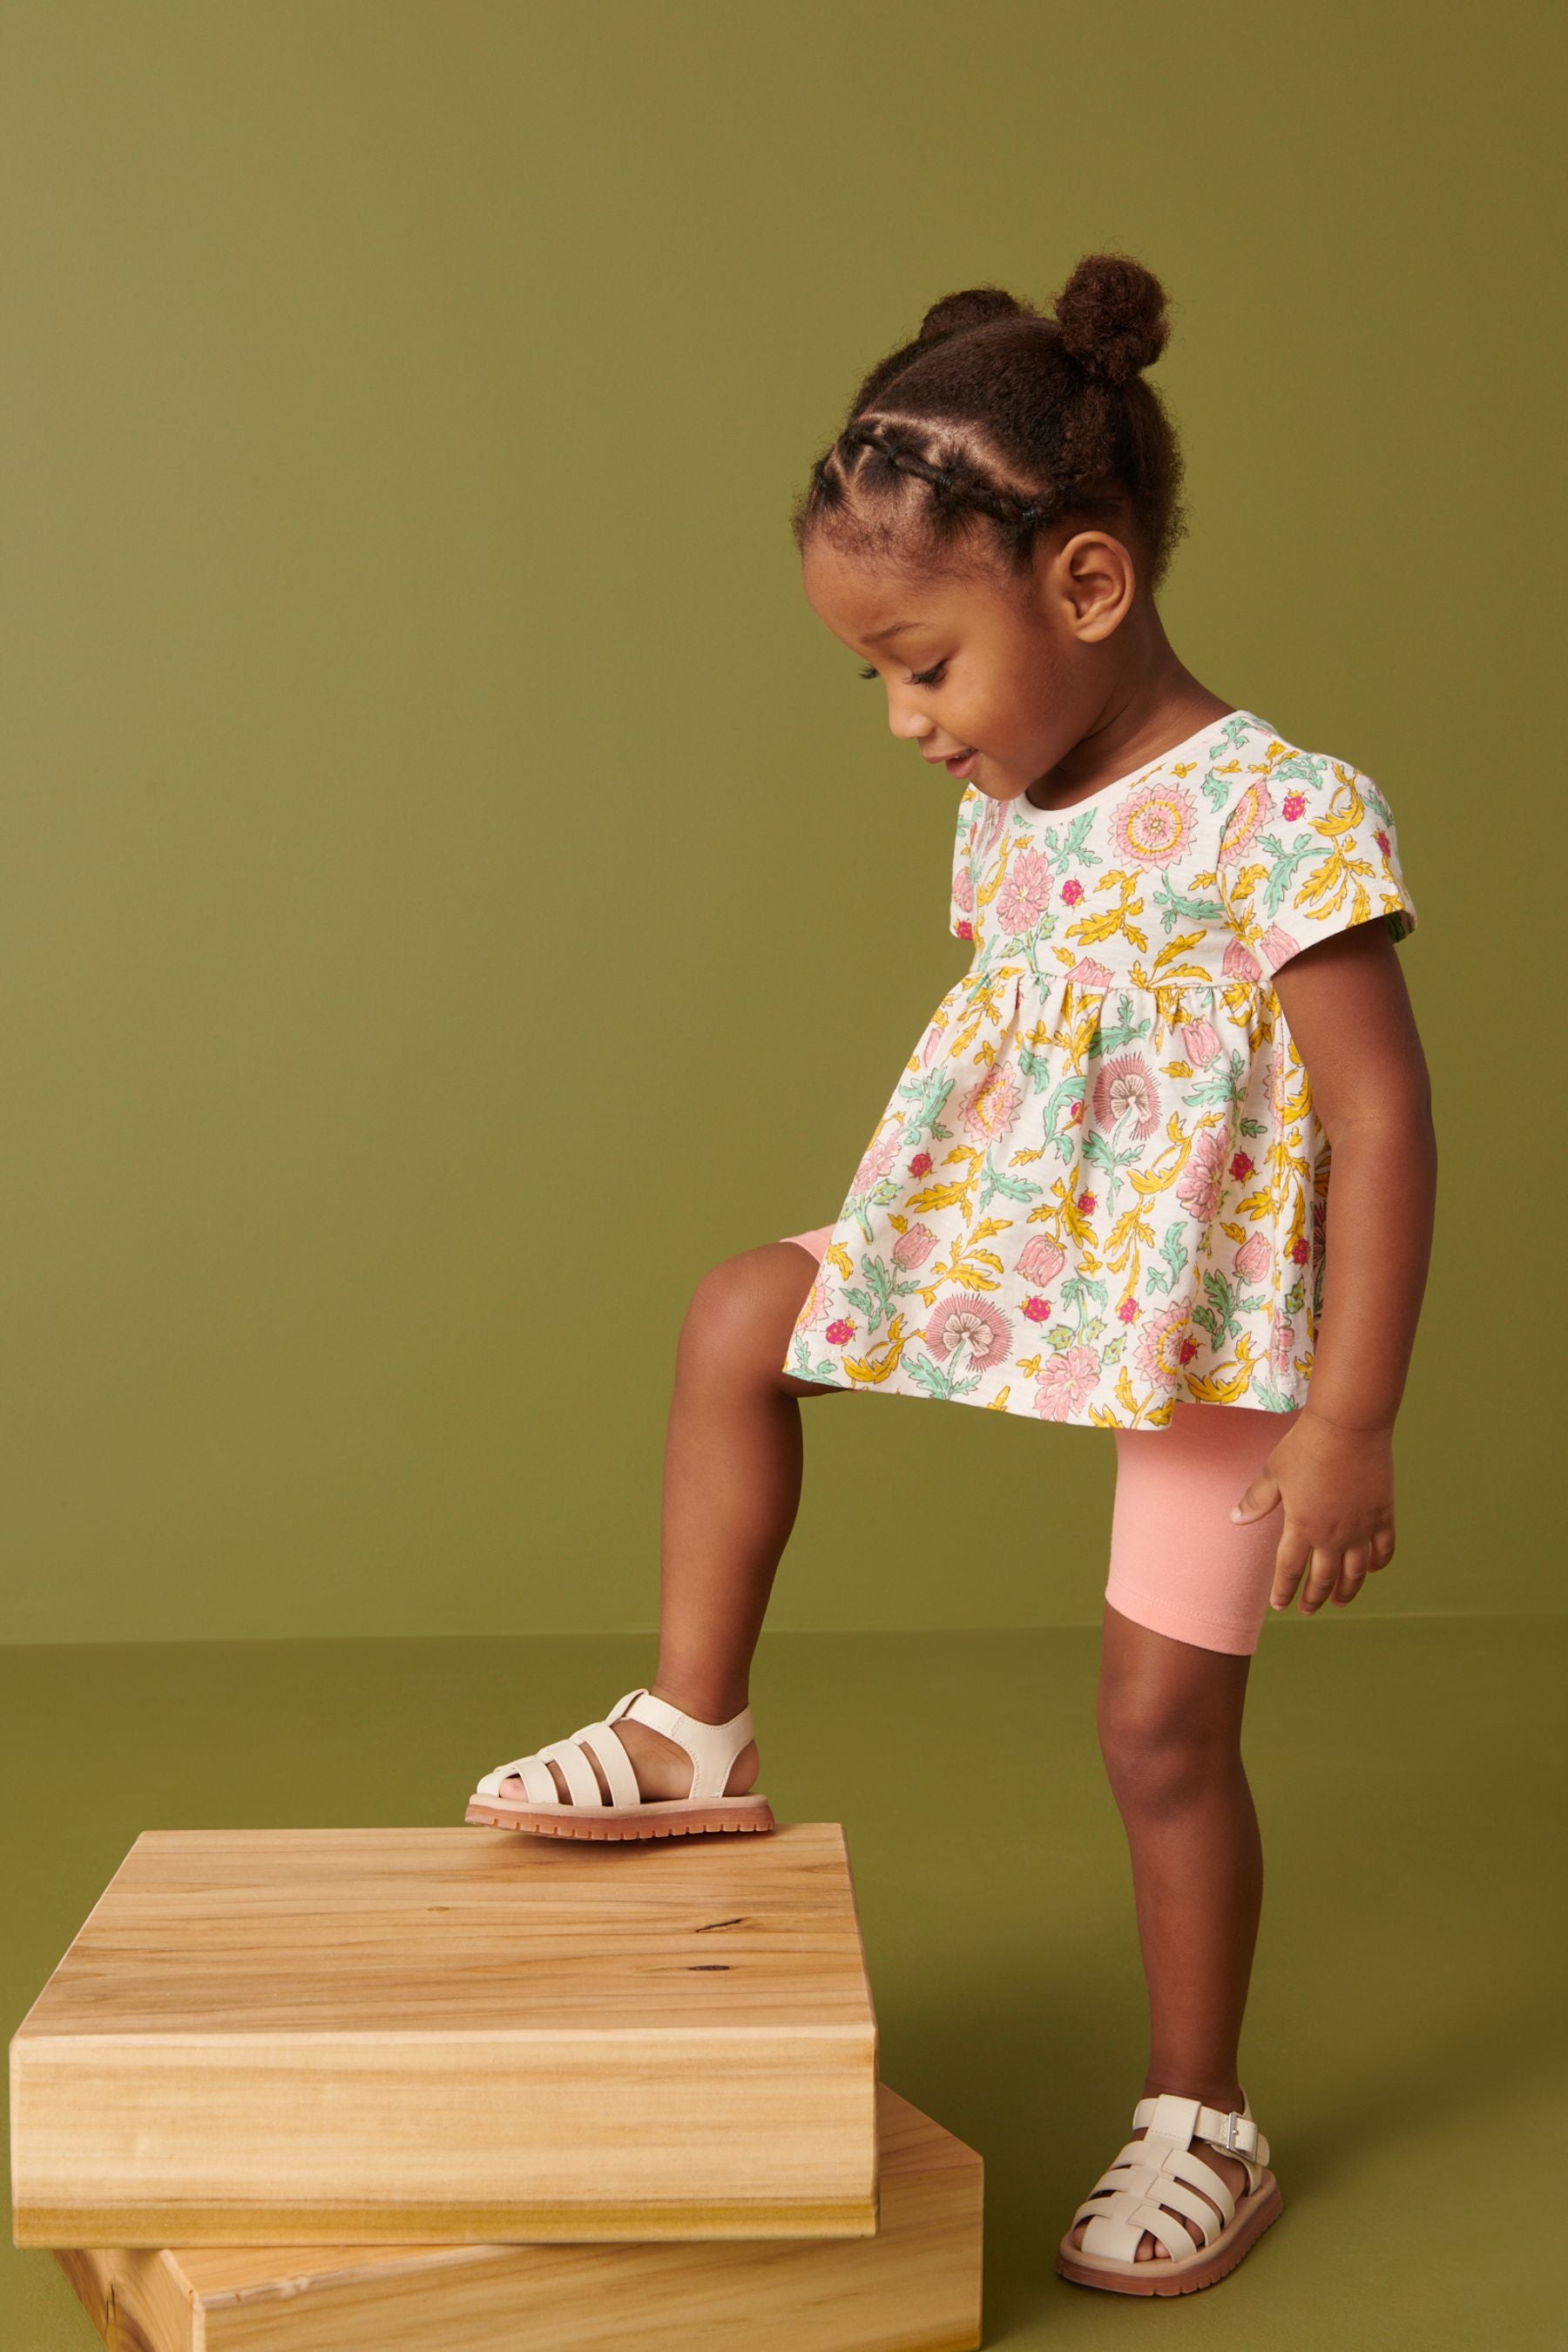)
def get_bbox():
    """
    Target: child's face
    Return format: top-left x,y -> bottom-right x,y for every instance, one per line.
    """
801,531 -> 1135,806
